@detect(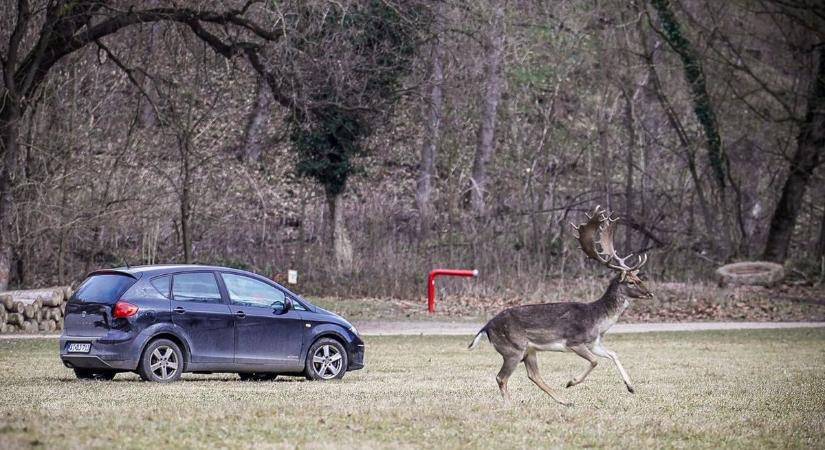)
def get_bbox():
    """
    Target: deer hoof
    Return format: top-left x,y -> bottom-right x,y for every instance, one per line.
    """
627,385 -> 635,394
565,380 -> 575,388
